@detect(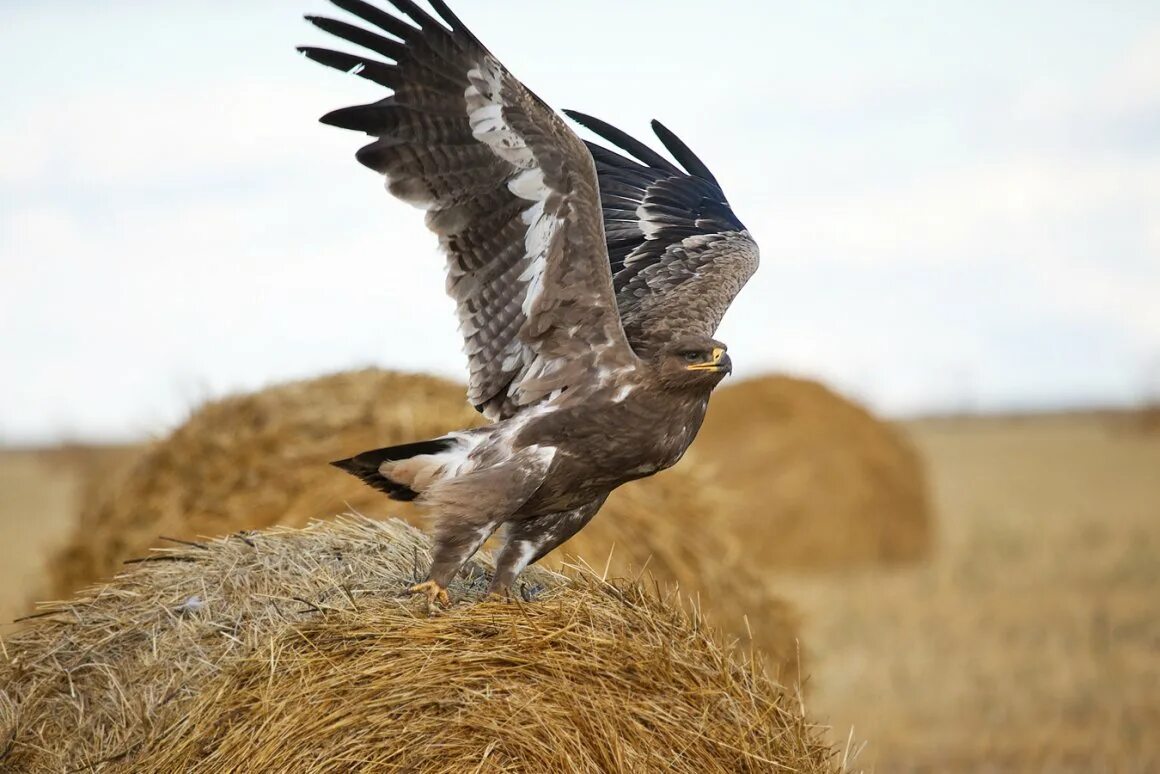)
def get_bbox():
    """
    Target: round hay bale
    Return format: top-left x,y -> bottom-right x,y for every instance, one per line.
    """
46,369 -> 803,683
688,375 -> 933,568
556,466 -> 804,685
1,517 -> 839,773
47,368 -> 481,599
